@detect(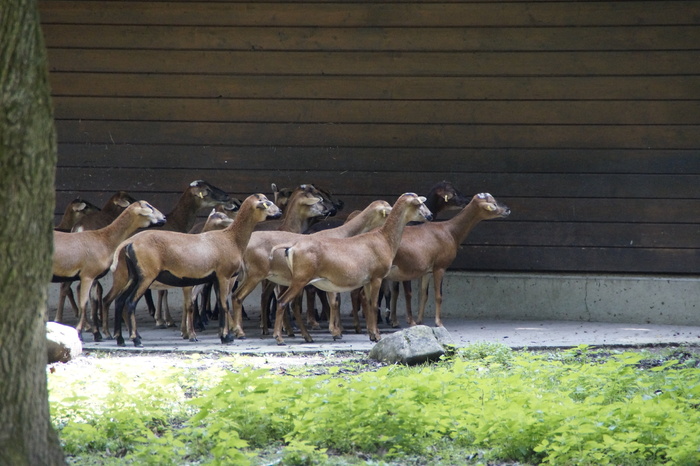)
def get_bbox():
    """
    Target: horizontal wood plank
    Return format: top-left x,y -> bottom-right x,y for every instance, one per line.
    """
45,49 -> 700,76
39,1 -> 700,27
54,190 -> 700,225
464,221 -> 700,249
452,246 -> 699,274
49,74 -> 700,100
53,120 -> 700,149
54,167 -> 700,200
55,145 -> 700,175
41,24 -> 700,52
52,97 -> 700,125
